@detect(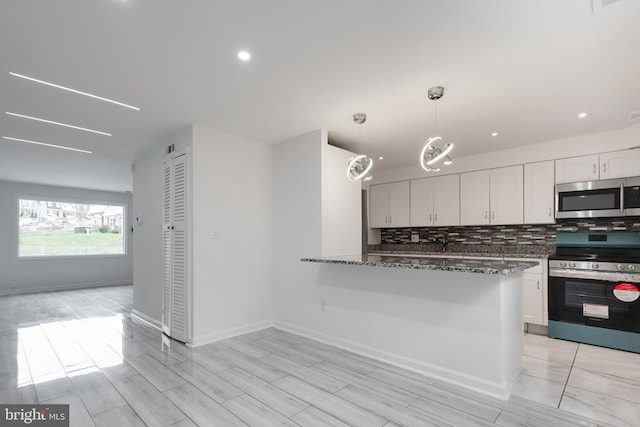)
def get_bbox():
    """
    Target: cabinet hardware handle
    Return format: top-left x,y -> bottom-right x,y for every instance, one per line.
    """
548,207 -> 552,217
484,211 -> 488,219
492,211 -> 495,220
603,162 -> 607,173
429,214 -> 432,222
537,281 -> 540,290
593,164 -> 596,174
389,216 -> 392,224
434,214 -> 438,222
